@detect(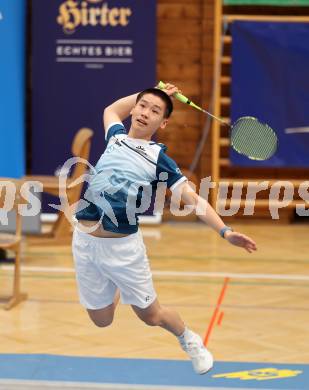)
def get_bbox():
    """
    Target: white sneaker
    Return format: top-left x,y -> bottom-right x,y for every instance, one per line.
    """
179,332 -> 213,375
